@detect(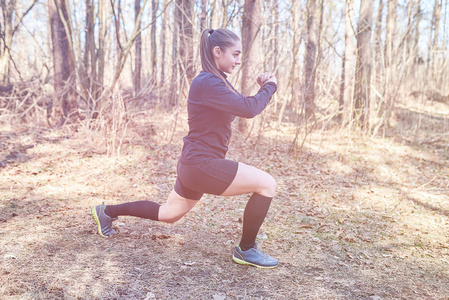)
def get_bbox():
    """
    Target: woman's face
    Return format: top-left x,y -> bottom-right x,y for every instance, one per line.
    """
214,41 -> 242,74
